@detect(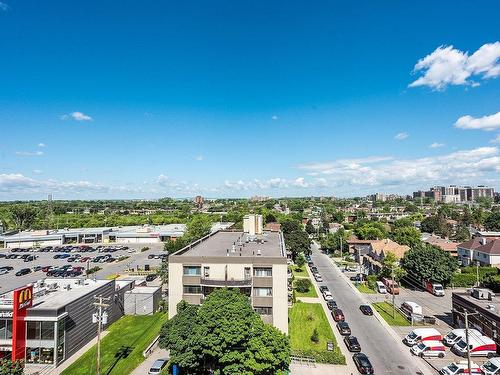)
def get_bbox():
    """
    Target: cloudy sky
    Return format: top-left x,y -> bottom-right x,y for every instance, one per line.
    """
1,1 -> 499,200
